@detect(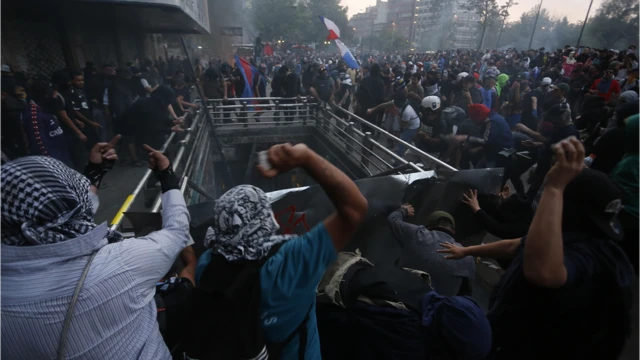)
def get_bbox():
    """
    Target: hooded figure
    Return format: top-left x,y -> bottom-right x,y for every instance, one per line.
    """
618,90 -> 639,104
490,168 -> 634,360
495,74 -> 509,97
1,156 -> 115,246
203,185 -> 292,261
